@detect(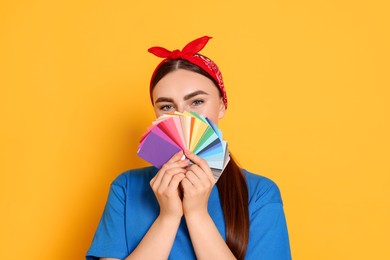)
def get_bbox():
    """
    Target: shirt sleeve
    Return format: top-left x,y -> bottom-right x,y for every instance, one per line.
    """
86,174 -> 129,260
245,176 -> 292,260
